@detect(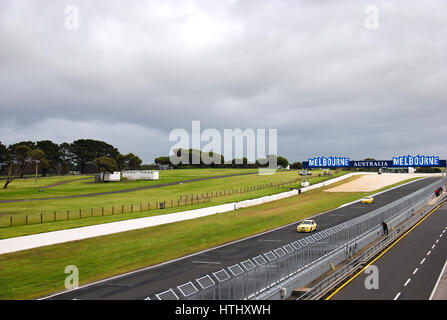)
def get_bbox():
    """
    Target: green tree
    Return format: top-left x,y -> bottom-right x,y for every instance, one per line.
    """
36,140 -> 61,175
7,141 -> 36,151
173,148 -> 225,167
71,139 -> 119,174
3,144 -> 33,189
59,142 -> 74,175
0,142 -> 8,172
126,153 -> 142,170
154,156 -> 171,166
94,157 -> 118,182
277,156 -> 289,169
40,158 -> 50,176
290,162 -> 302,170
116,154 -> 127,171
29,149 -> 47,182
